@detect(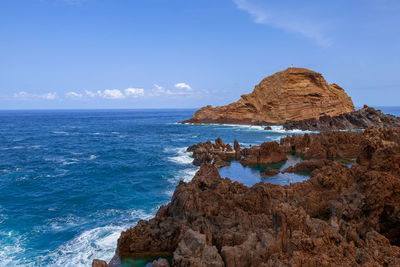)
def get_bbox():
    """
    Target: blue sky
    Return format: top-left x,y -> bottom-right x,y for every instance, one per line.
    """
0,0 -> 399,109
